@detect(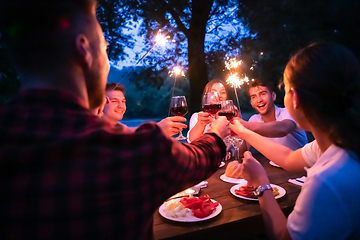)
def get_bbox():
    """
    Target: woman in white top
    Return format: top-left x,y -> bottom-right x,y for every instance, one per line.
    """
188,79 -> 237,142
230,42 -> 360,239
